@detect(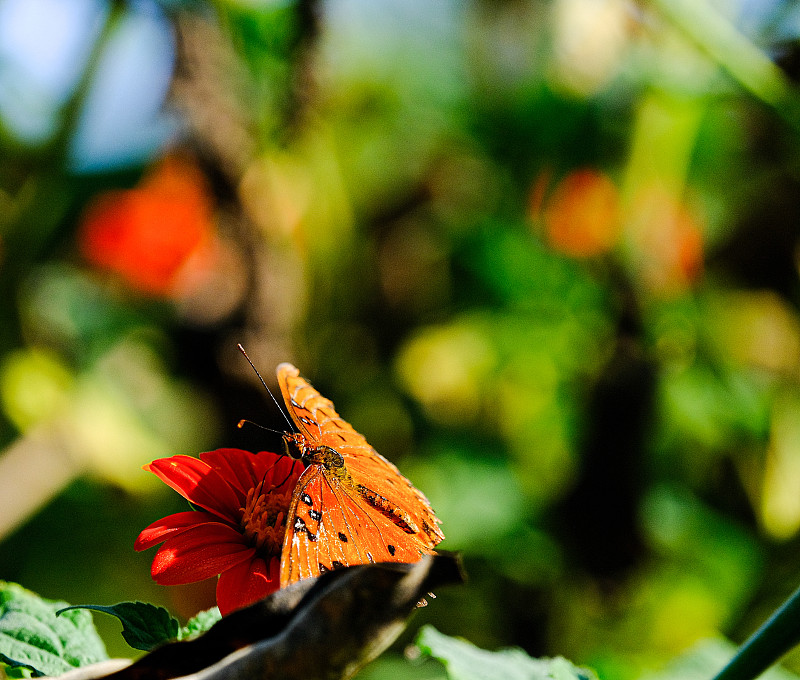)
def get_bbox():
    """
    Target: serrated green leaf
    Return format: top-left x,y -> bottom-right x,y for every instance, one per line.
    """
415,625 -> 598,680
0,581 -> 107,677
178,607 -> 222,641
58,602 -> 180,652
